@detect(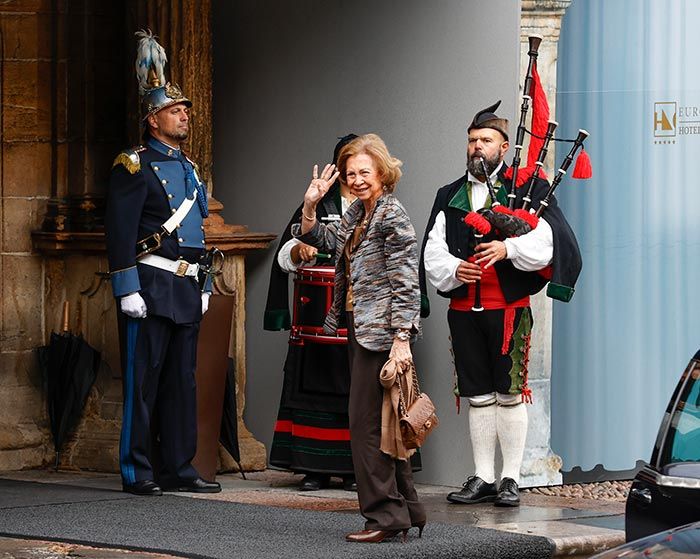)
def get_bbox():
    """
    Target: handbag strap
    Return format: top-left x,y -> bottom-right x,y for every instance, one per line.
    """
397,377 -> 408,417
408,360 -> 422,395
397,359 -> 422,417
